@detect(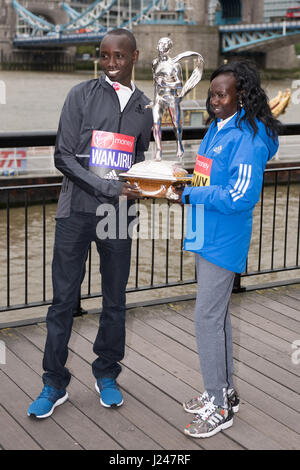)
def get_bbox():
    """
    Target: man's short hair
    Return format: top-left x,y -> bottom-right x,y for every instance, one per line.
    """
102,28 -> 137,51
